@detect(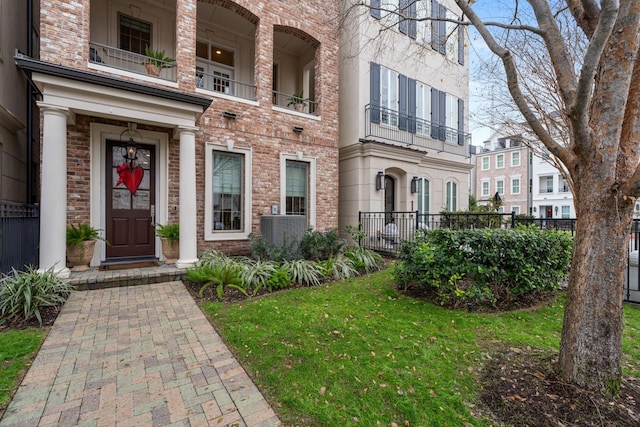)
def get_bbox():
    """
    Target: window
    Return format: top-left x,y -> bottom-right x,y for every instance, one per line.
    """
540,176 -> 553,193
119,14 -> 151,55
481,180 -> 490,197
445,95 -> 459,143
496,179 -> 504,195
205,145 -> 252,240
562,206 -> 570,219
415,0 -> 431,44
512,151 -> 520,167
380,67 -> 399,126
286,161 -> 308,216
212,153 -> 243,231
511,178 -> 520,195
416,177 -> 430,216
481,156 -> 489,170
496,154 -> 504,168
446,181 -> 457,211
416,82 -> 431,135
512,206 -> 520,215
445,9 -> 459,62
560,177 -> 569,192
281,154 -> 316,227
